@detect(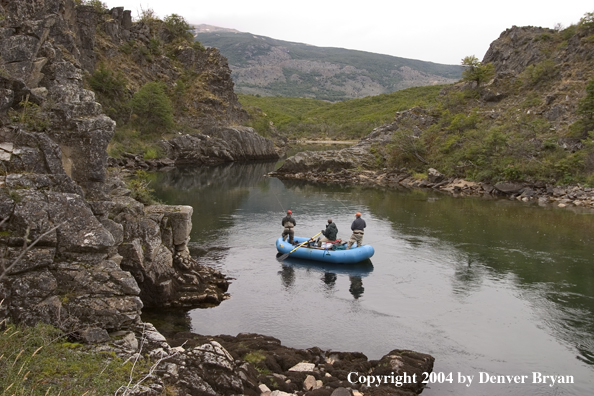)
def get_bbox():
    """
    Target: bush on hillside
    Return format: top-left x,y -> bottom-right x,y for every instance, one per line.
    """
164,14 -> 193,42
88,63 -> 130,123
129,81 -> 174,133
578,11 -> 594,30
